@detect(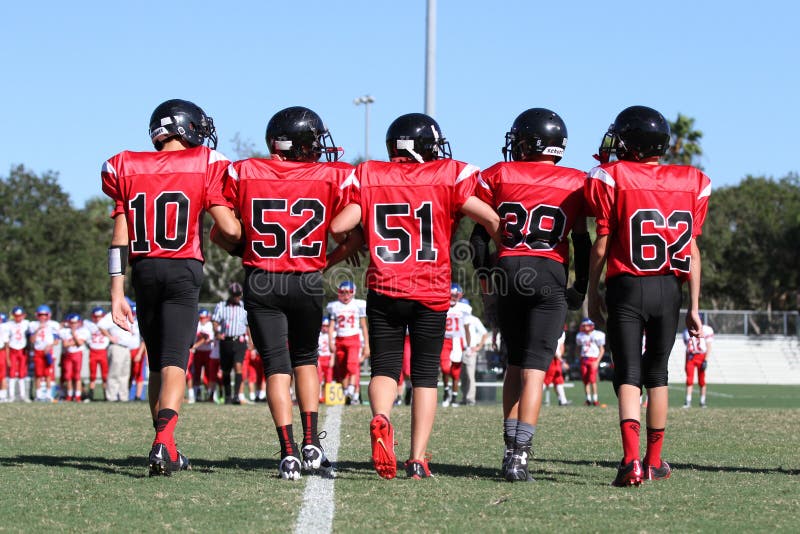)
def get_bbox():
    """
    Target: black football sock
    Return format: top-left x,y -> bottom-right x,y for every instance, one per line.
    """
301,411 -> 320,447
276,425 -> 298,458
234,373 -> 243,399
